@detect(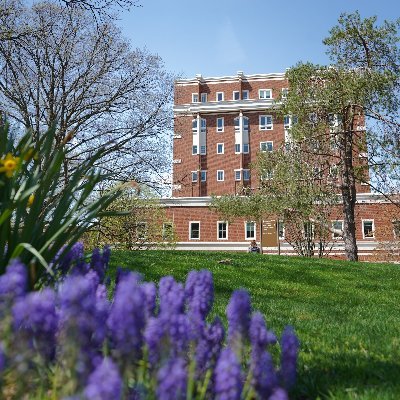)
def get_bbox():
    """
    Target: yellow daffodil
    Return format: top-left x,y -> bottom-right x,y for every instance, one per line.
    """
27,194 -> 35,207
0,153 -> 20,178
